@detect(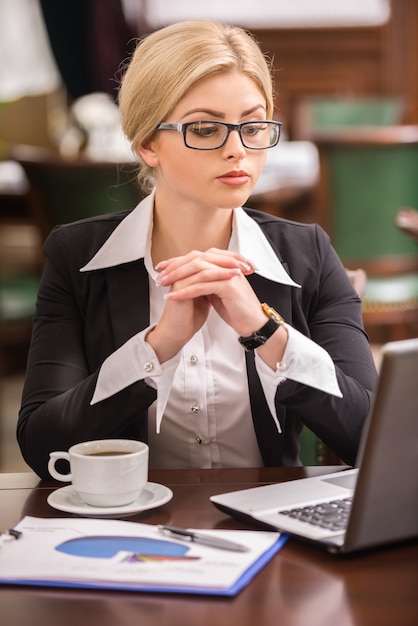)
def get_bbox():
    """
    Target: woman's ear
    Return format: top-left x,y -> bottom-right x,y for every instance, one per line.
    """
138,138 -> 159,167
